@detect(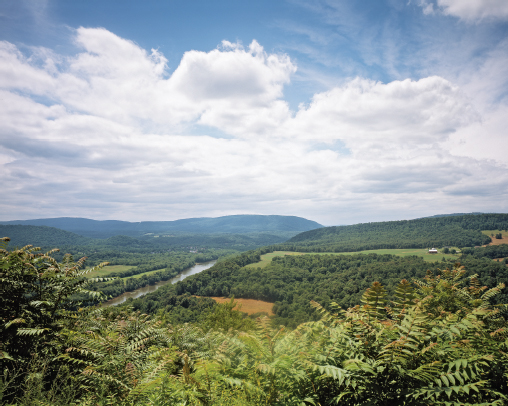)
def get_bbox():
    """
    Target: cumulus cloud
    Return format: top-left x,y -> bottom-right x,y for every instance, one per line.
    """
0,42 -> 56,94
171,39 -> 295,136
0,28 -> 507,224
283,77 -> 478,145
